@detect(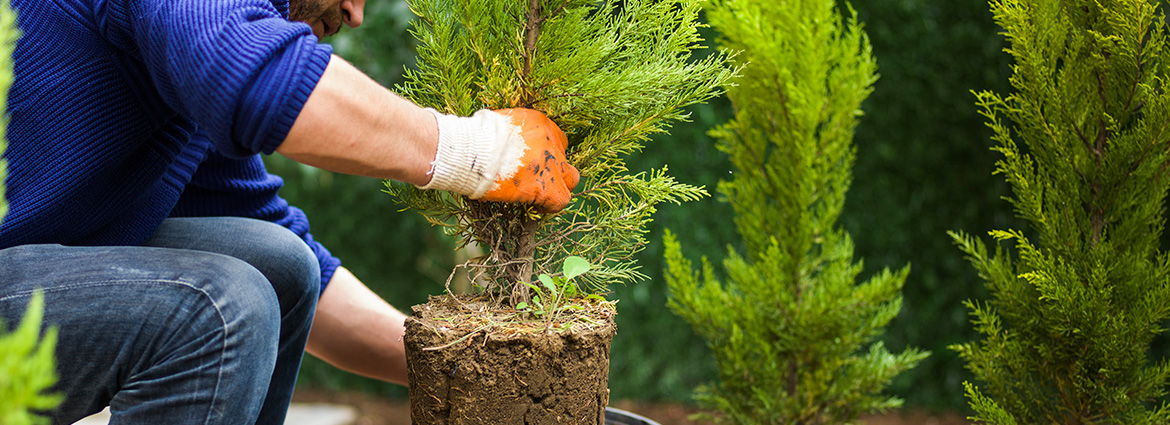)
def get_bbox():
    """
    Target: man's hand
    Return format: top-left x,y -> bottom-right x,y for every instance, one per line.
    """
478,108 -> 580,212
419,108 -> 581,213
